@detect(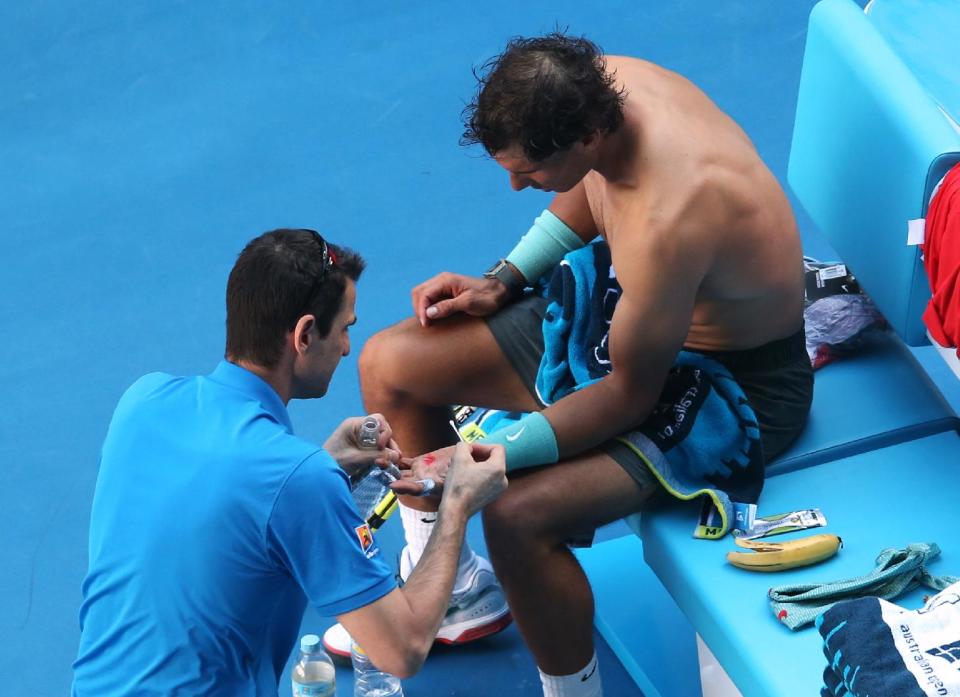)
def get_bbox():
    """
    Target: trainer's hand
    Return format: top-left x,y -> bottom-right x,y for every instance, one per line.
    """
411,272 -> 510,326
442,442 -> 508,516
324,414 -> 403,483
